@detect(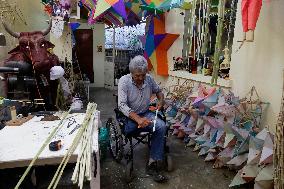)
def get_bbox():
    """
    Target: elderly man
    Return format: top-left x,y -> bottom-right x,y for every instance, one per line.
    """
118,55 -> 167,182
